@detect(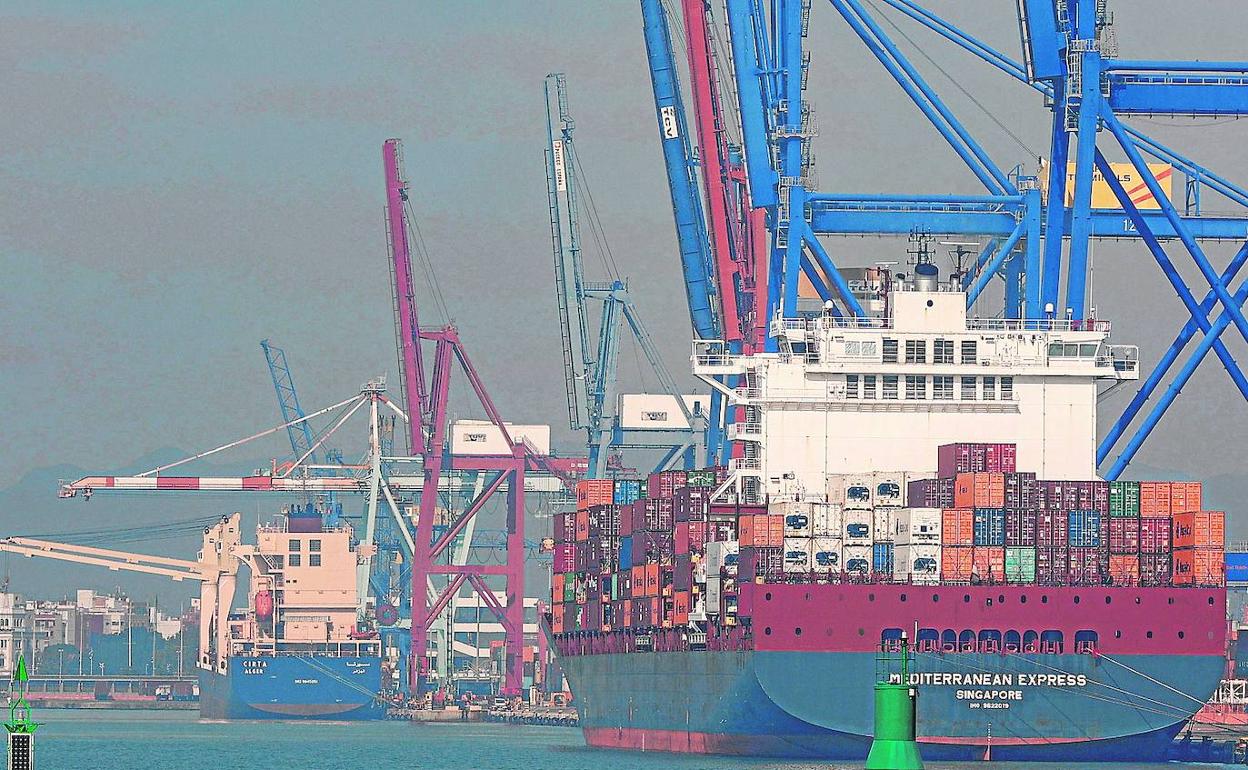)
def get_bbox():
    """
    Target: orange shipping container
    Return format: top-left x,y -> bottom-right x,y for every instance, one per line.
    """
1170,481 -> 1203,515
1140,481 -> 1172,517
632,565 -> 645,593
646,563 -> 661,596
941,545 -> 974,581
673,591 -> 691,625
1173,547 -> 1225,586
622,599 -> 632,628
953,472 -> 1005,508
1173,511 -> 1225,549
739,515 -> 755,547
552,604 -> 566,633
576,479 -> 615,509
552,573 -> 565,601
972,547 -> 1006,582
941,508 -> 975,546
1108,555 -> 1139,585
767,514 -> 785,547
